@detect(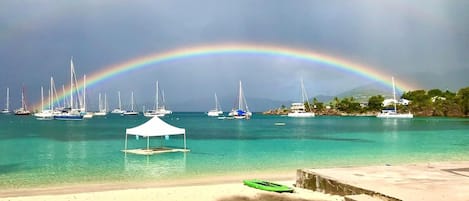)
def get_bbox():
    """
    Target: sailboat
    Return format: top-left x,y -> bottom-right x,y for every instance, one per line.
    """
287,79 -> 315,118
228,81 -> 252,119
207,93 -> 223,117
94,93 -> 108,116
82,75 -> 93,119
54,58 -> 84,120
377,77 -> 413,118
144,81 -> 171,117
111,91 -> 125,114
14,86 -> 31,115
1,87 -> 10,114
123,92 -> 138,115
34,84 -> 54,120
